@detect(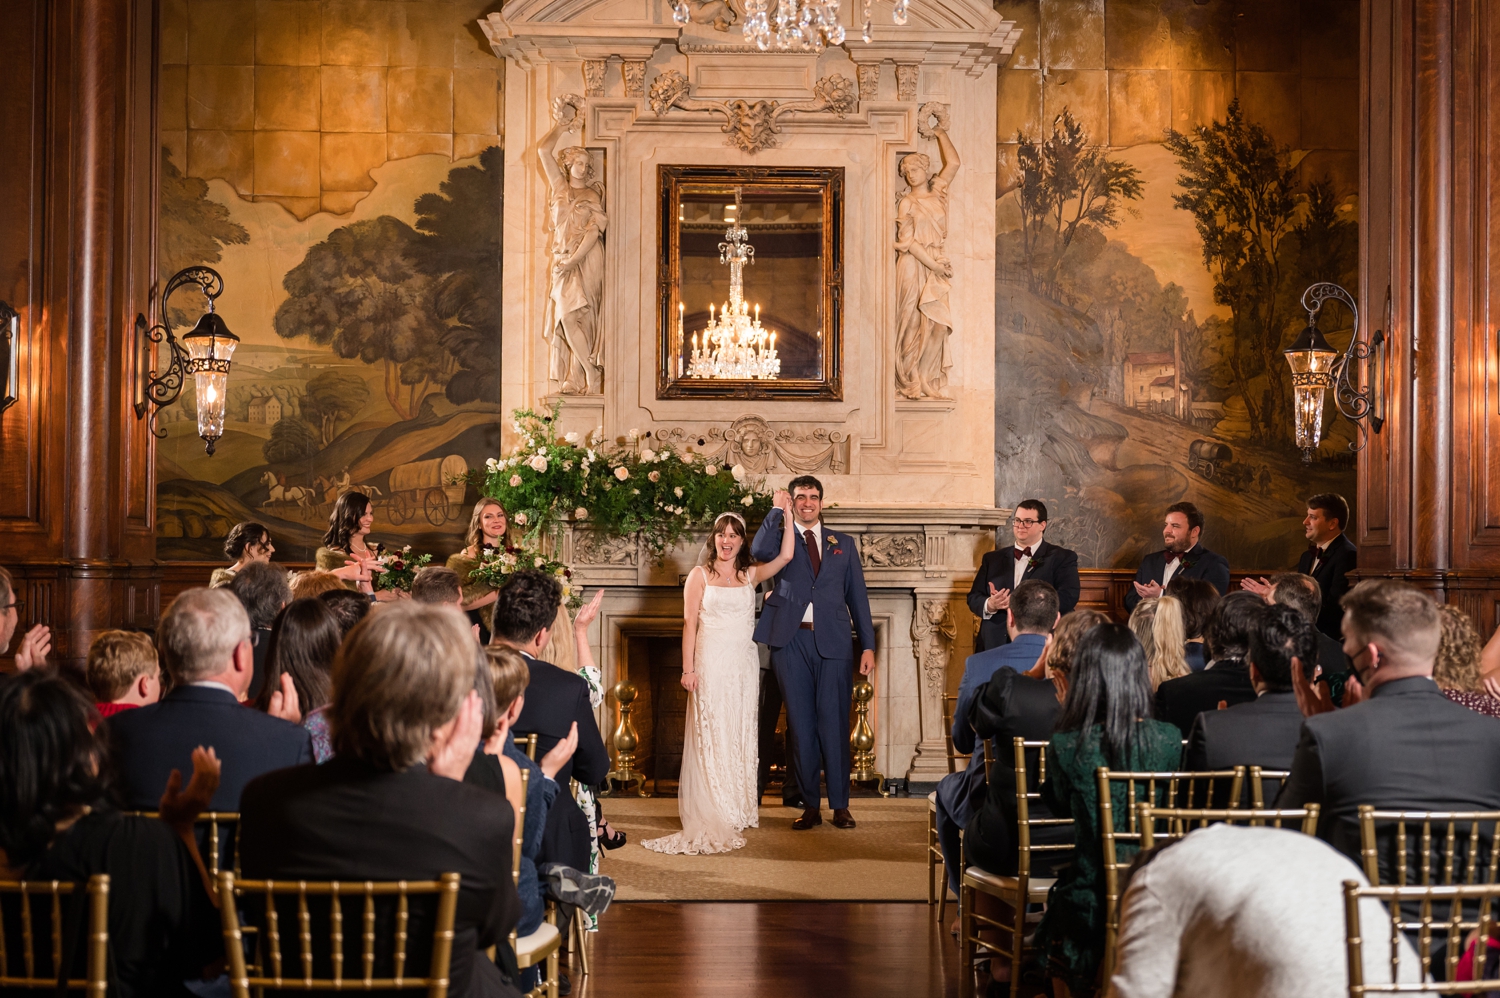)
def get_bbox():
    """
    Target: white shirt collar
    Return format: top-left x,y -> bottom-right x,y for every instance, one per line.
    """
794,519 -> 822,543
189,680 -> 239,697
